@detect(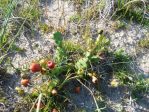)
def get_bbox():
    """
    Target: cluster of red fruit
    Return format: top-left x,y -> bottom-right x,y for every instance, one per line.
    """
21,60 -> 55,87
20,60 -> 59,111
30,60 -> 55,73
